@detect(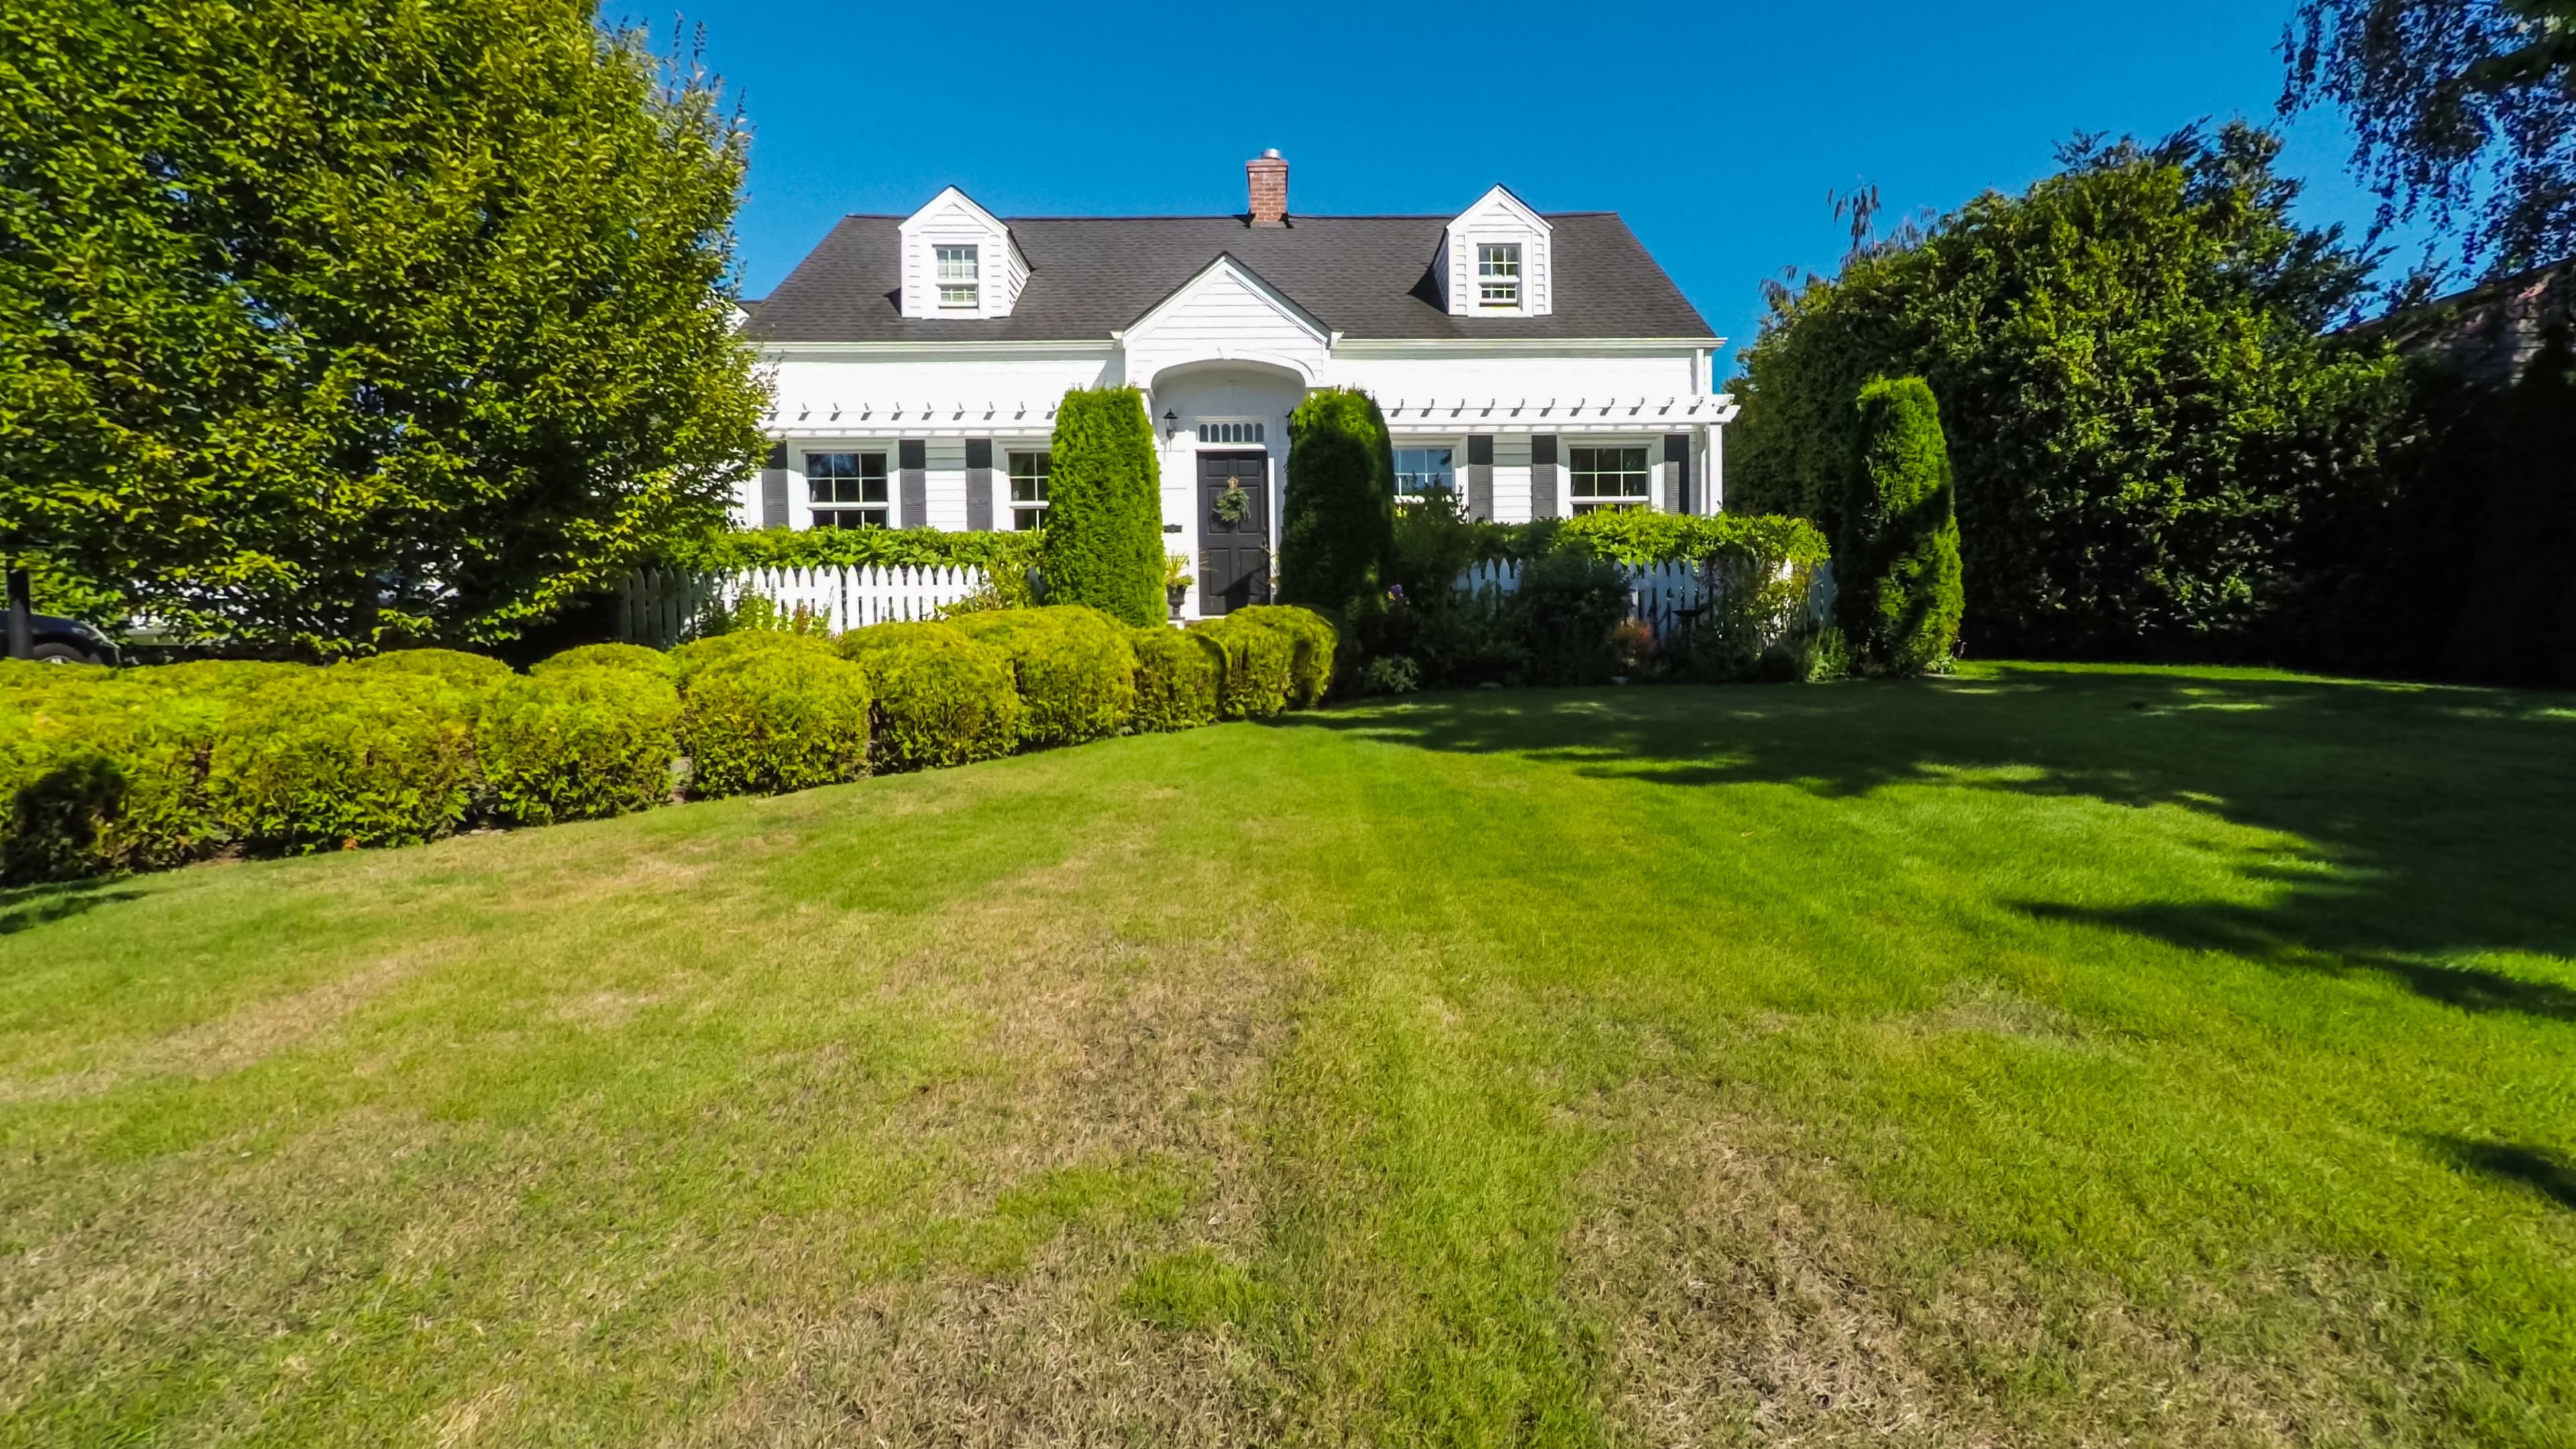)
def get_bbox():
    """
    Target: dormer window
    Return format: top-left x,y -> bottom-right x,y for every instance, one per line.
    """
936,246 -> 979,308
1478,244 -> 1521,307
